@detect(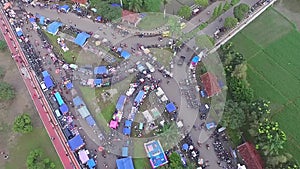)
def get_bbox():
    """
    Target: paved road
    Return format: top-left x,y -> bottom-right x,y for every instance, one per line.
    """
0,11 -> 79,169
